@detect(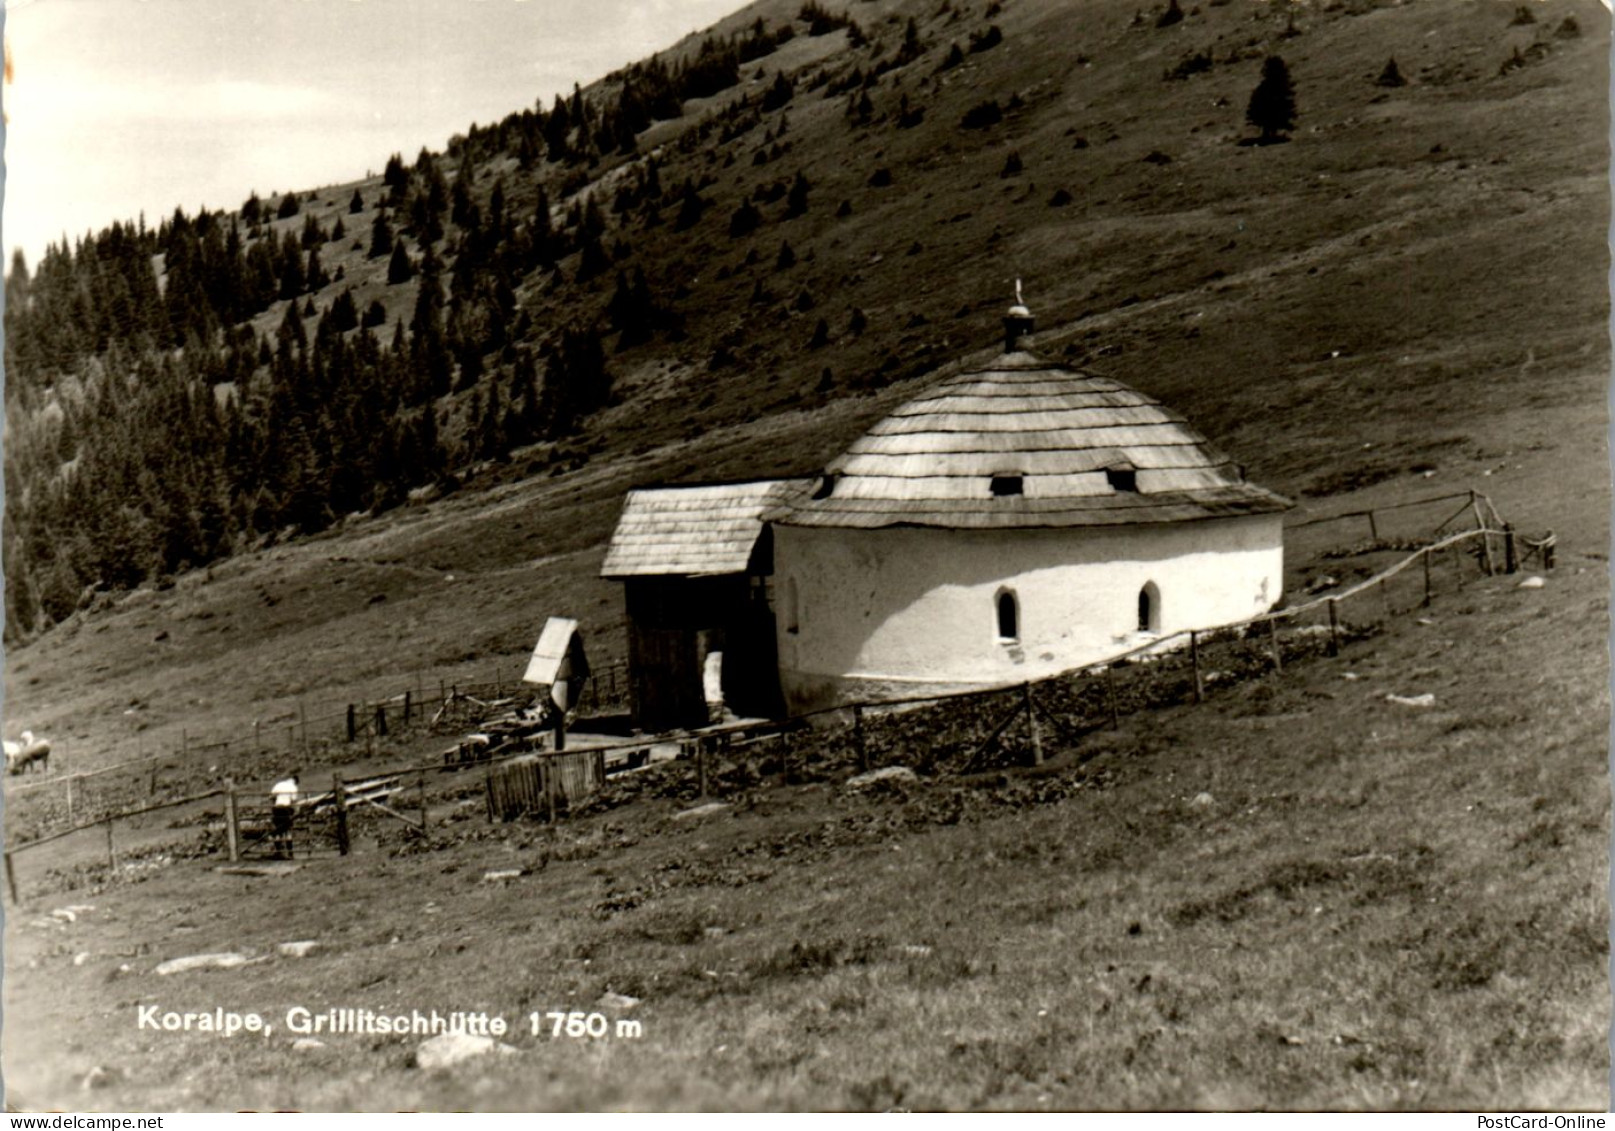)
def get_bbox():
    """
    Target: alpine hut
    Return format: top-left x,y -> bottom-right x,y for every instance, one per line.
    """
602,479 -> 811,729
762,301 -> 1292,714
